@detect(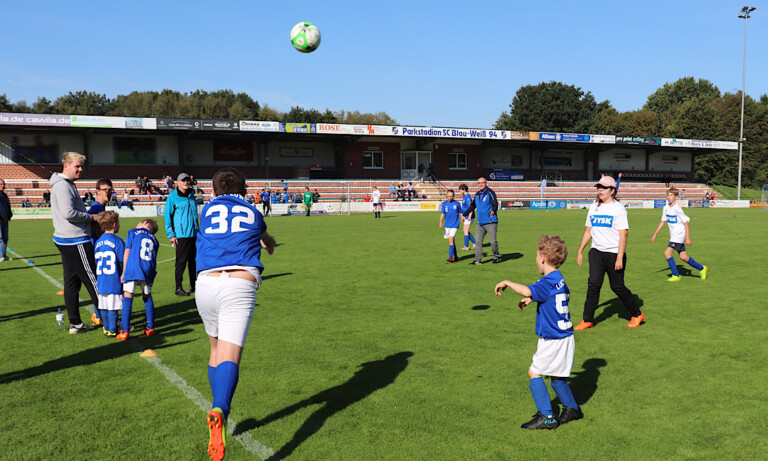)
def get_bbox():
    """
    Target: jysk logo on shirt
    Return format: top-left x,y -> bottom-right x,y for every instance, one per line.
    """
666,215 -> 678,223
591,215 -> 614,227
